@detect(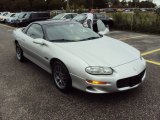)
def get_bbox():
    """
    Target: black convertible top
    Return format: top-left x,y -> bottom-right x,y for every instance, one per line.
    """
33,20 -> 77,26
